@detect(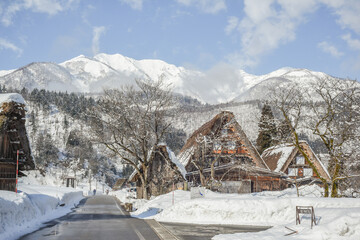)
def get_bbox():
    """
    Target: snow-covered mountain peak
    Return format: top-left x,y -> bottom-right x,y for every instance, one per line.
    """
0,53 -> 340,104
